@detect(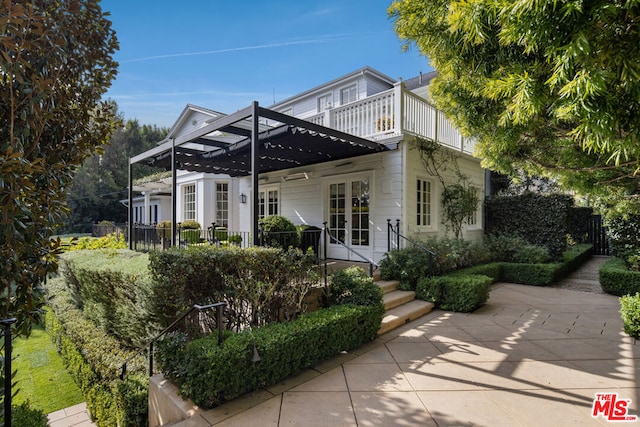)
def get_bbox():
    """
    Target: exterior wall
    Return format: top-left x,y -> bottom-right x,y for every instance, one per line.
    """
404,140 -> 485,243
237,149 -> 405,264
